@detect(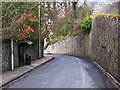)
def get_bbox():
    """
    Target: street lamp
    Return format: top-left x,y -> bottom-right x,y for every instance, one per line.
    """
38,2 -> 41,58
